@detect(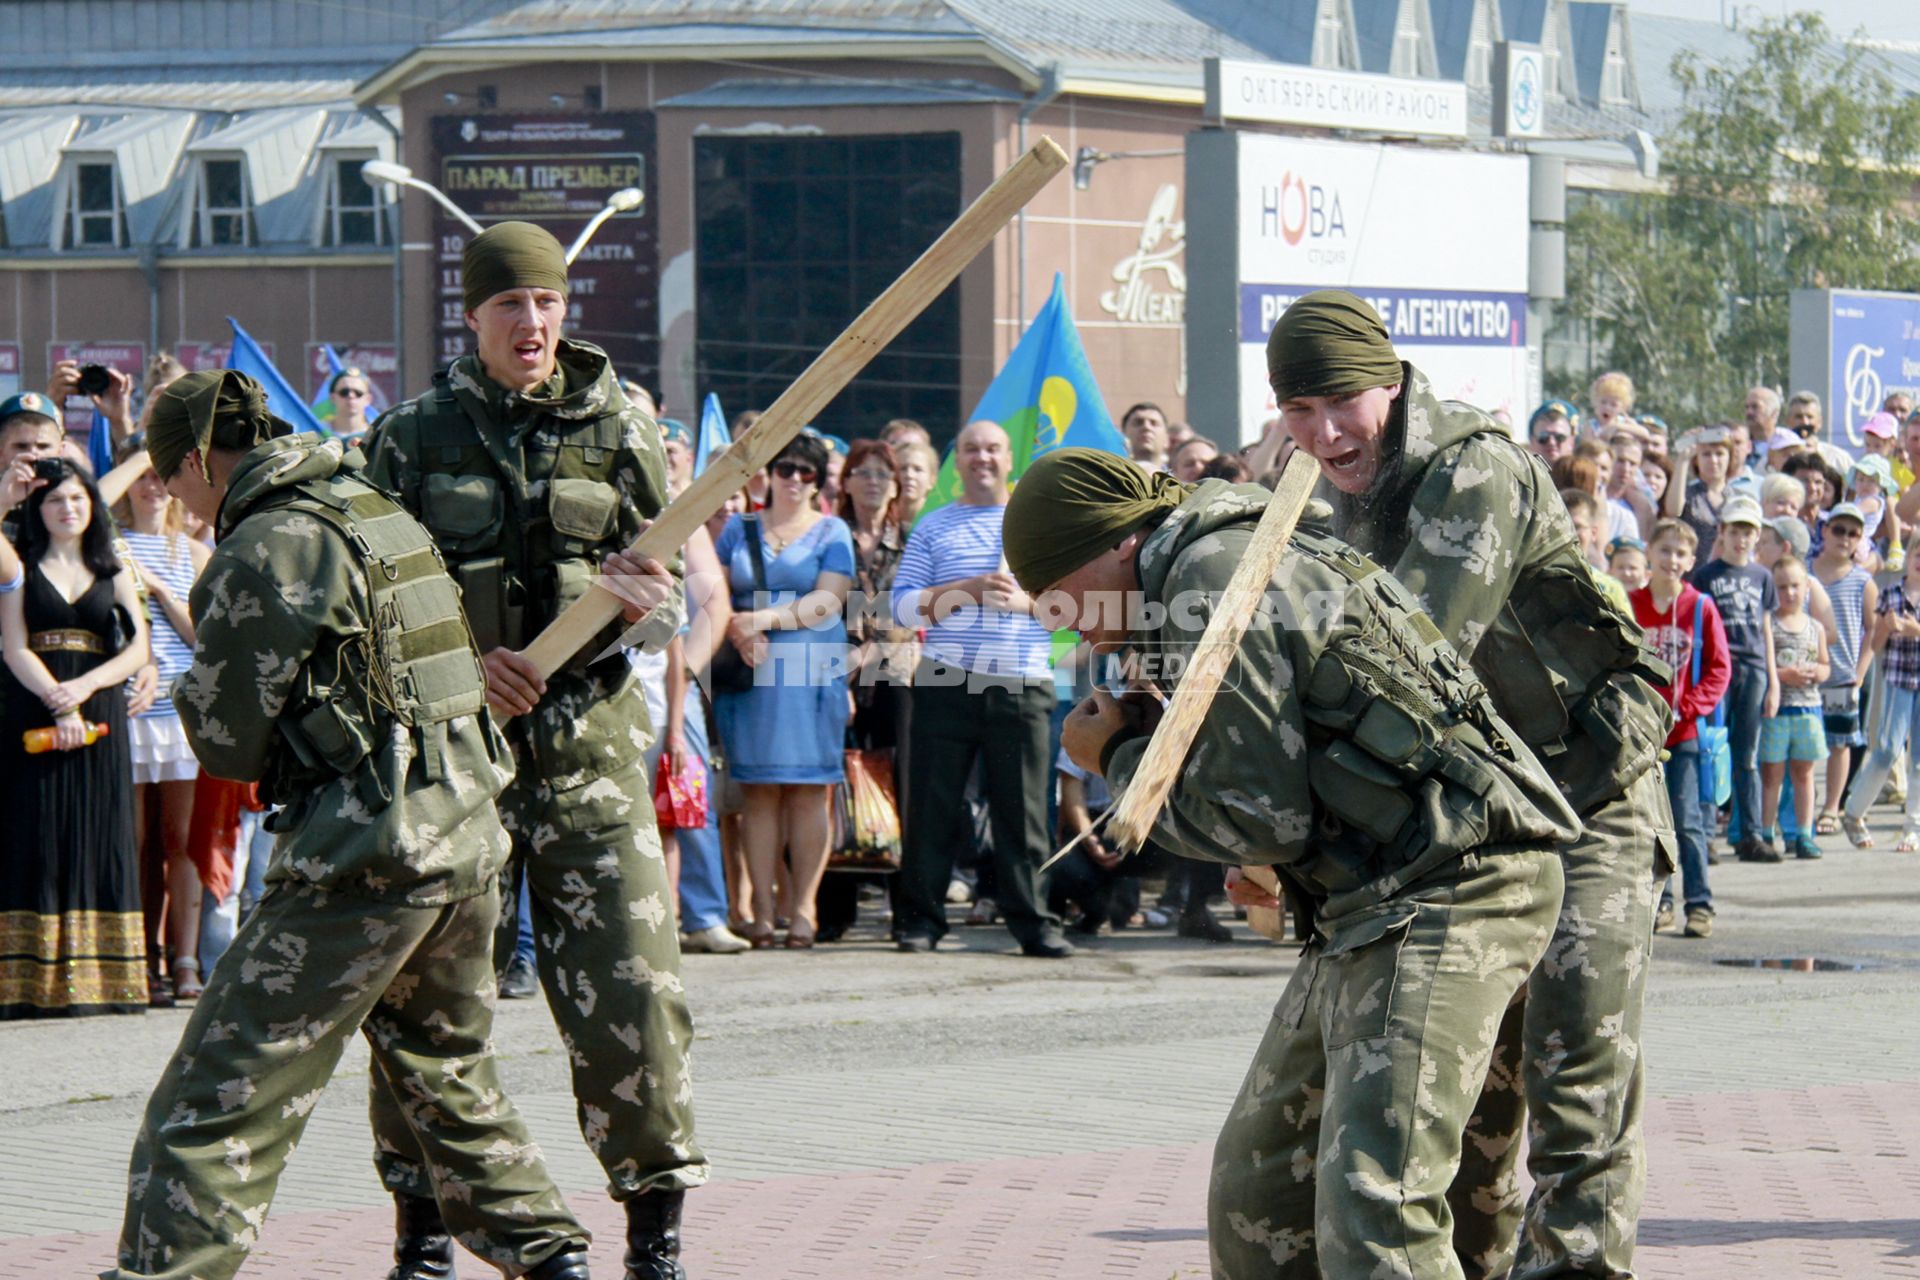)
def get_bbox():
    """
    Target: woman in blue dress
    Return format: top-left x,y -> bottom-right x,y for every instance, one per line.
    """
713,434 -> 855,948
